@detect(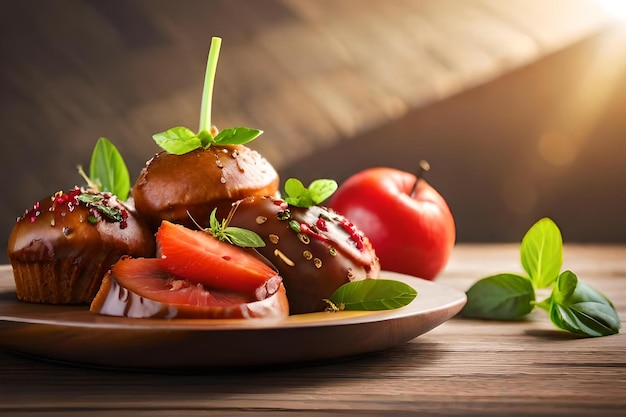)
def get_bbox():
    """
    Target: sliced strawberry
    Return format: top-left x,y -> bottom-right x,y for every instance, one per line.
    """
90,256 -> 289,319
106,257 -> 256,305
156,221 -> 277,297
